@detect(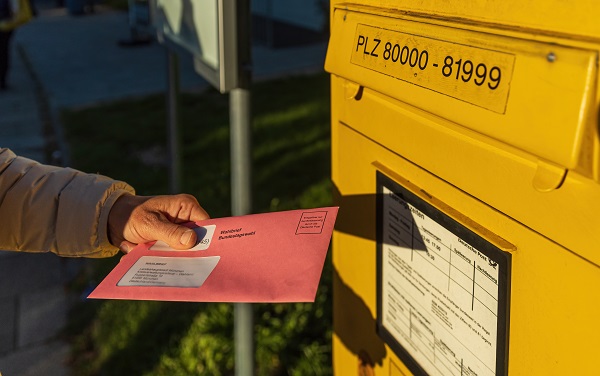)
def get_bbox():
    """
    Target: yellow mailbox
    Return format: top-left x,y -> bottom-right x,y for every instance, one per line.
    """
325,1 -> 600,375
